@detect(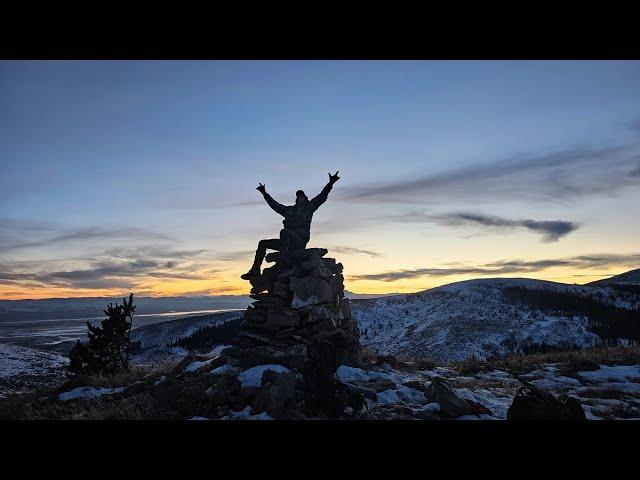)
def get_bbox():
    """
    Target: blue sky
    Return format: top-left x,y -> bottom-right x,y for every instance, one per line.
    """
2,61 -> 640,298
